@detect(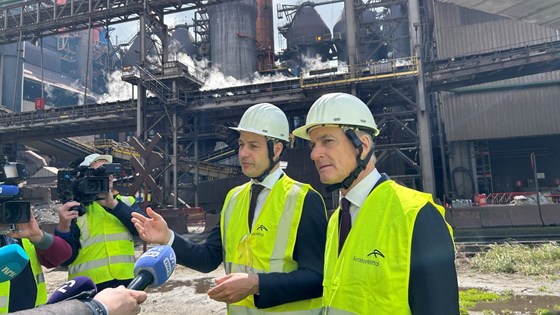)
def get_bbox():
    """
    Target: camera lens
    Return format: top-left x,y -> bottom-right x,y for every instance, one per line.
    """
1,201 -> 30,224
87,180 -> 103,192
82,177 -> 108,194
3,206 -> 19,222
